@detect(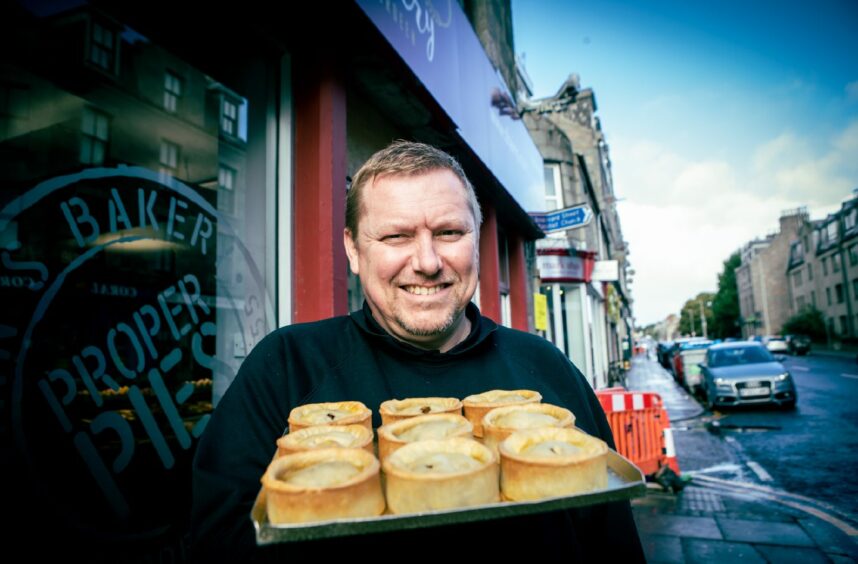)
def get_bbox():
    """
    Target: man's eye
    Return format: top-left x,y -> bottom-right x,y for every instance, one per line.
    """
383,234 -> 406,241
437,230 -> 463,239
